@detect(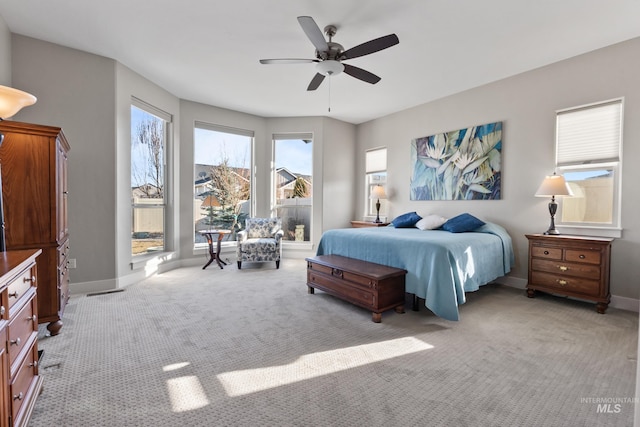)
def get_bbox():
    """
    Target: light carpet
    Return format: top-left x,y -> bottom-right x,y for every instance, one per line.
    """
29,259 -> 637,426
